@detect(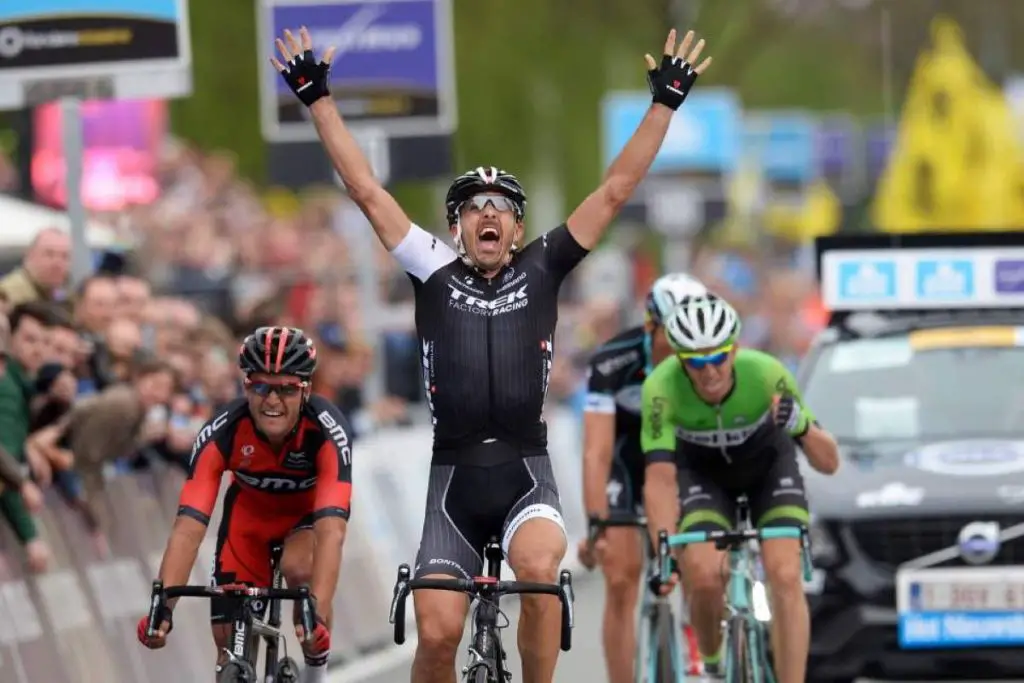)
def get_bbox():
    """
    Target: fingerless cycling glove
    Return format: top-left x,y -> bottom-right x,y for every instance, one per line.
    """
646,55 -> 699,110
279,50 -> 332,107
